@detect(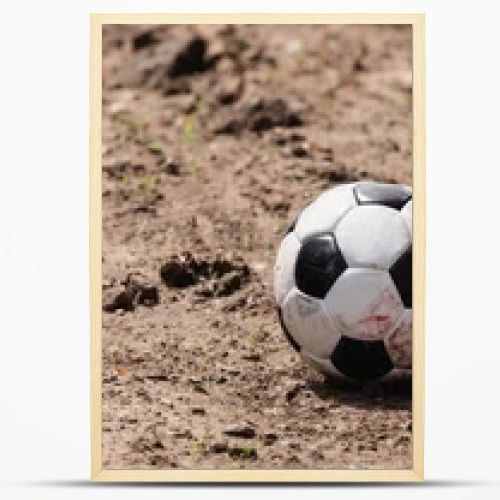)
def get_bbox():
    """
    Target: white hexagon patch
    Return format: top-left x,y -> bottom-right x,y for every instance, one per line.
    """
294,183 -> 357,241
335,205 -> 410,270
281,288 -> 341,359
324,268 -> 404,341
